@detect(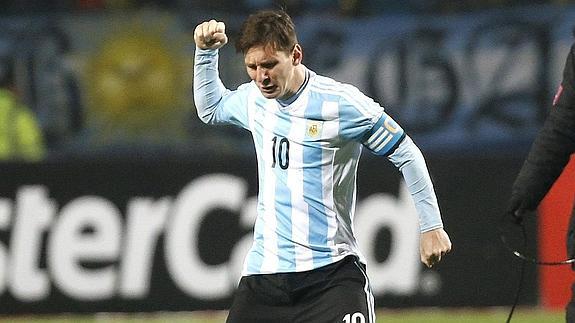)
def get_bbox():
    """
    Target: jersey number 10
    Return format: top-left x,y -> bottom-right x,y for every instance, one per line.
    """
271,136 -> 289,169
343,312 -> 366,323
